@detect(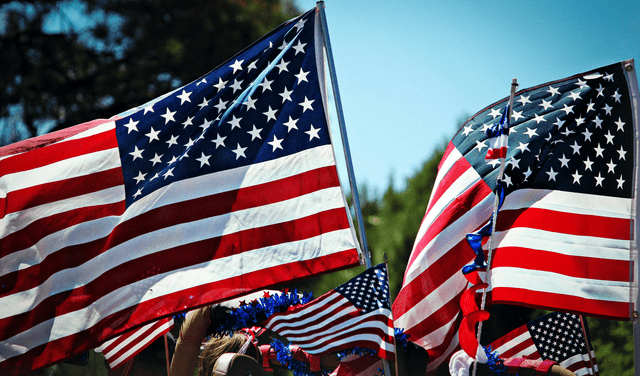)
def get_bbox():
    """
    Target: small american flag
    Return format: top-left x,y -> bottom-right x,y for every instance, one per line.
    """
490,312 -> 598,376
96,317 -> 174,370
392,59 -> 639,372
263,264 -> 396,361
0,6 -> 361,374
485,104 -> 510,160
